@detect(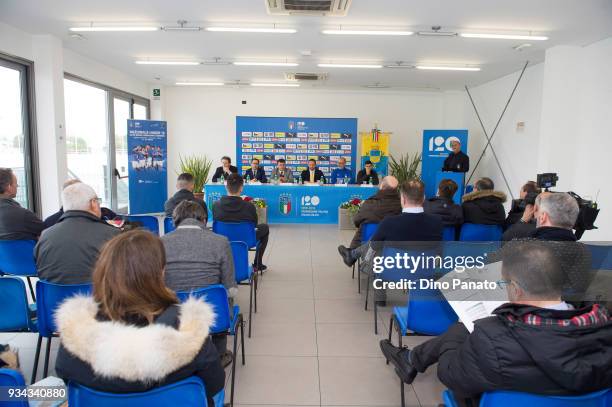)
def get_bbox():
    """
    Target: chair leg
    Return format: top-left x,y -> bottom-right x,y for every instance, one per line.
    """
26,277 -> 36,301
374,301 -> 378,335
387,315 -> 394,365
400,381 -> 406,407
230,324 -> 239,407
240,316 -> 245,366
364,272 -> 371,311
254,273 -> 258,314
352,263 -> 355,279
31,335 -> 42,384
248,278 -> 253,338
43,337 -> 52,378
398,327 -> 403,349
357,265 -> 361,294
